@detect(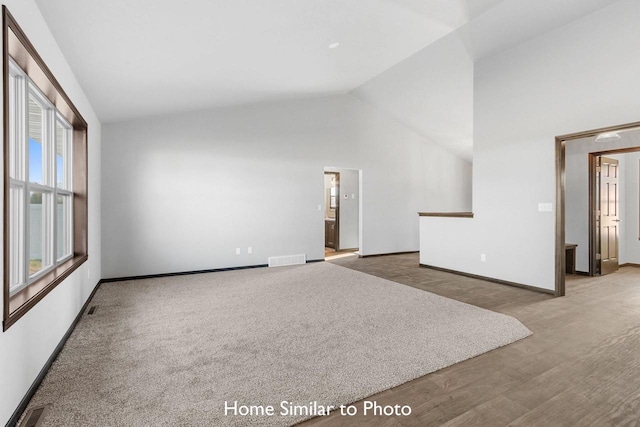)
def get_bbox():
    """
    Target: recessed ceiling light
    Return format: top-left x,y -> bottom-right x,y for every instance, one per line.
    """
595,132 -> 621,143
328,42 -> 340,49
